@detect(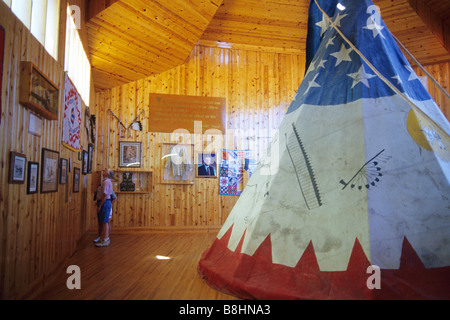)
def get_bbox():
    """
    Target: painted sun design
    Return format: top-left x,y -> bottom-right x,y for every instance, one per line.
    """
340,149 -> 391,190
